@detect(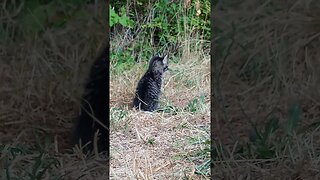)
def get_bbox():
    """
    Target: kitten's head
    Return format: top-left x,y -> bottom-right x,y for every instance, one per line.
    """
148,54 -> 168,75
